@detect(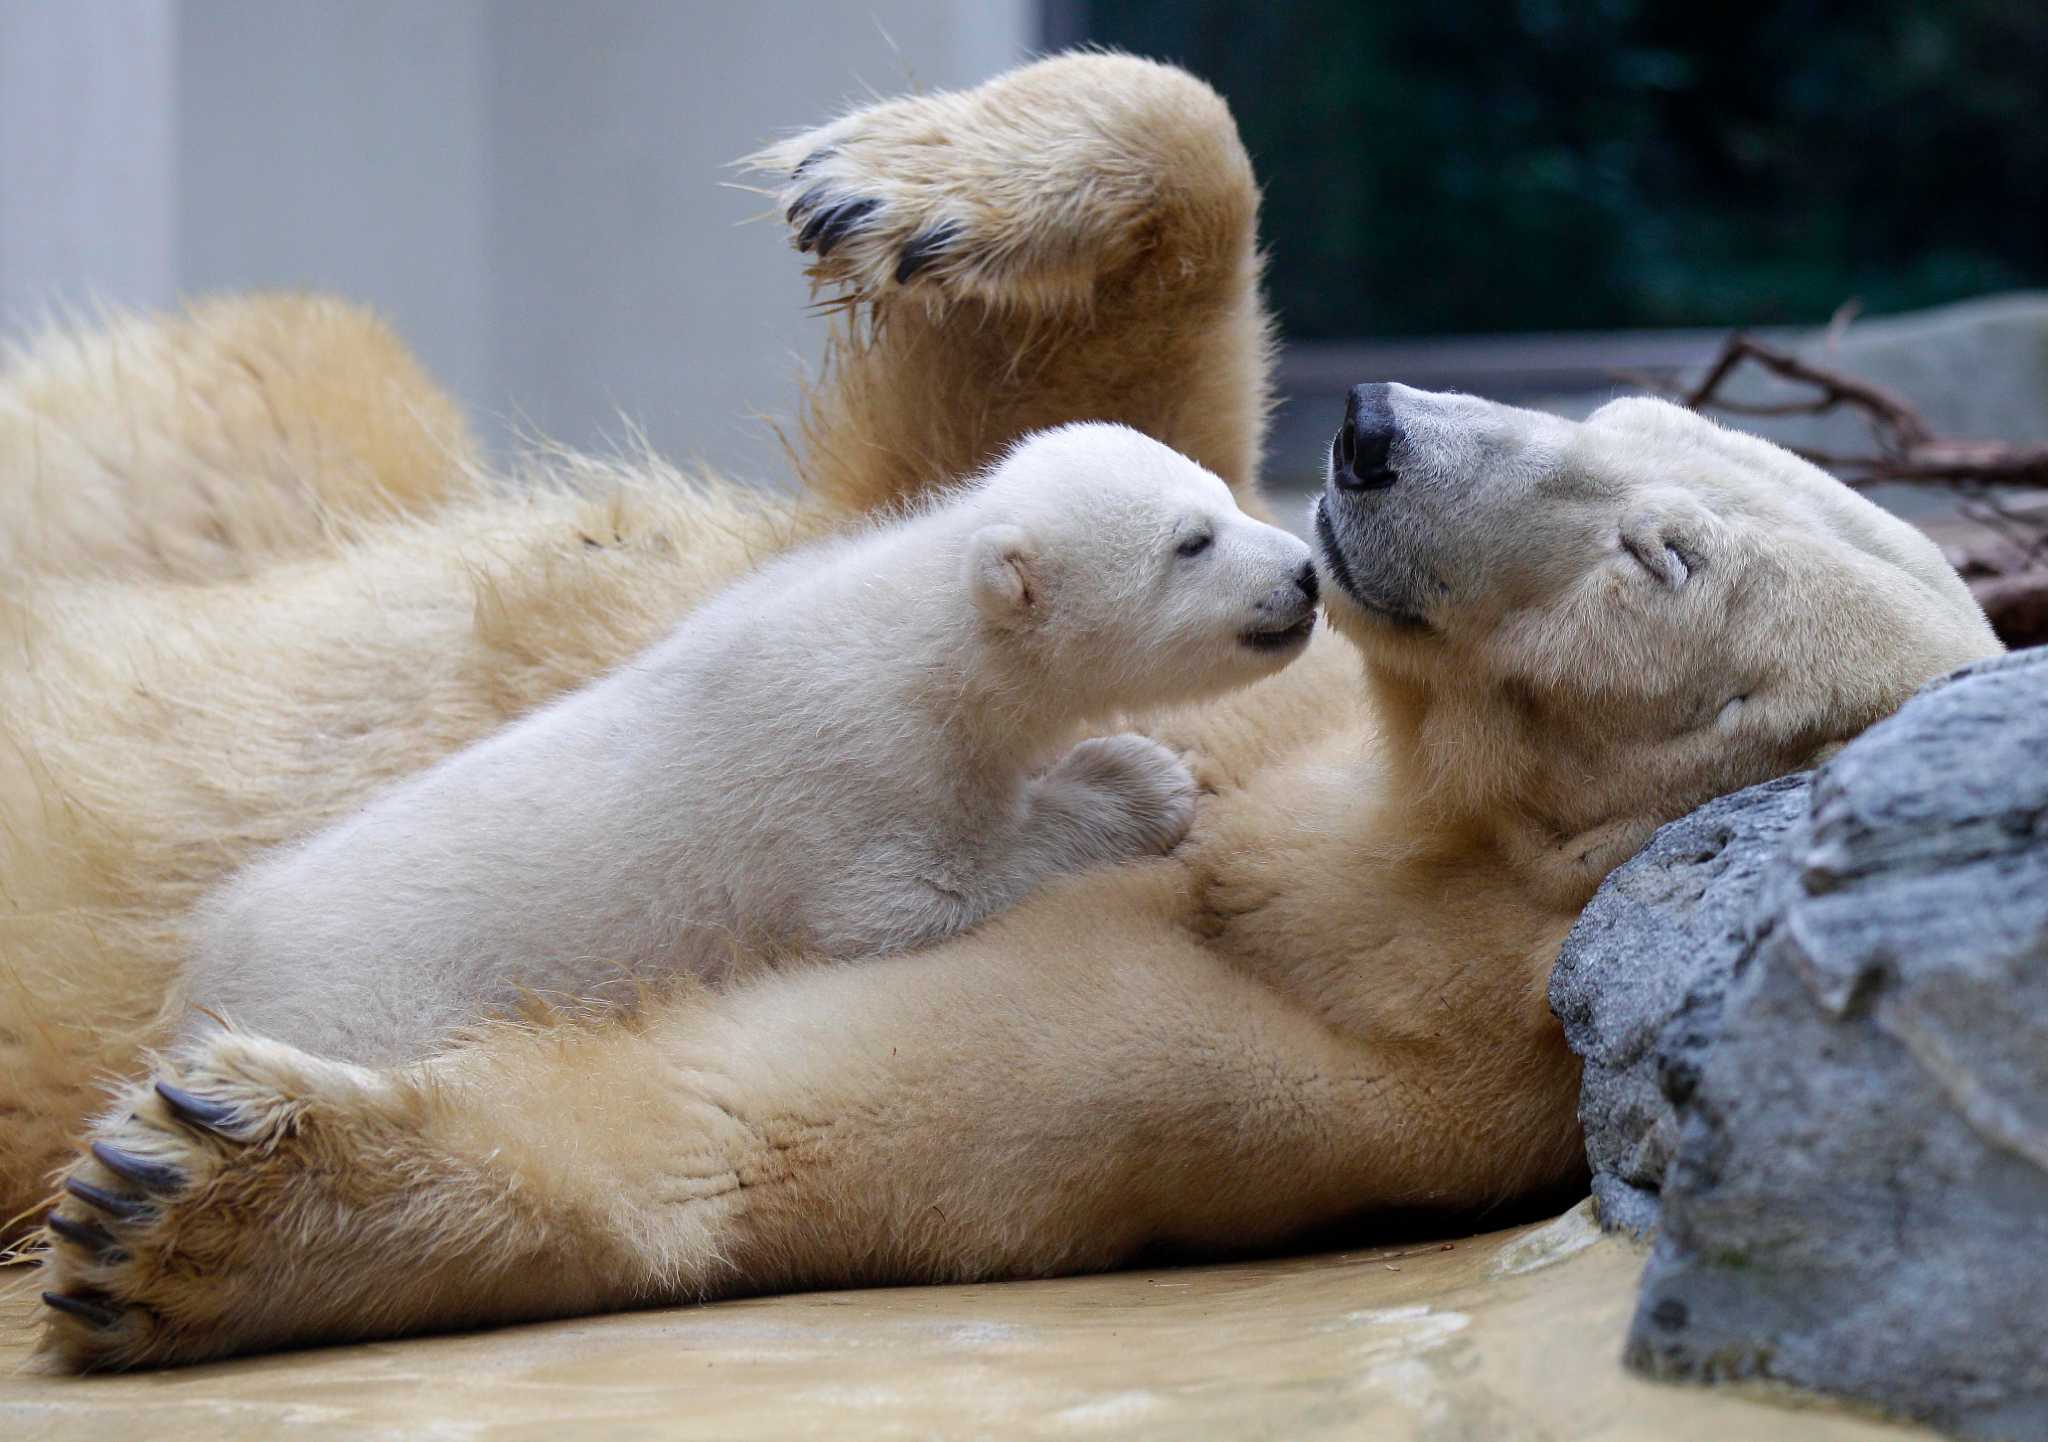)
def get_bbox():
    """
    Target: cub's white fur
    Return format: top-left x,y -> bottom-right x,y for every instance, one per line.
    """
181,423 -> 1316,1063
